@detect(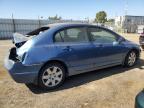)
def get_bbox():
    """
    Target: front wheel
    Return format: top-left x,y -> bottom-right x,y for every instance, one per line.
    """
124,50 -> 138,67
38,63 -> 66,90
